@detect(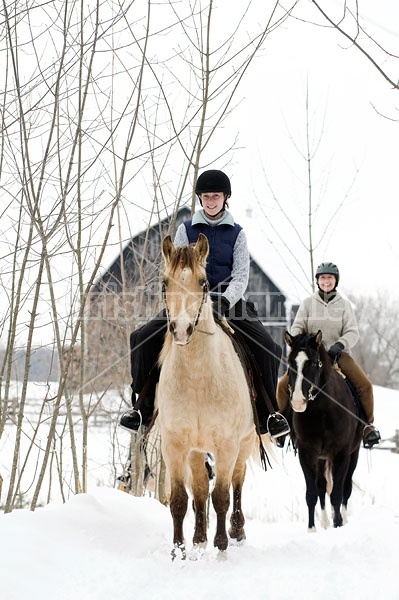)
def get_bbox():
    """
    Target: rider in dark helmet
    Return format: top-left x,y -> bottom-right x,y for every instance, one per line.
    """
315,262 -> 340,284
119,169 -> 289,440
275,261 -> 381,449
195,169 -> 231,195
